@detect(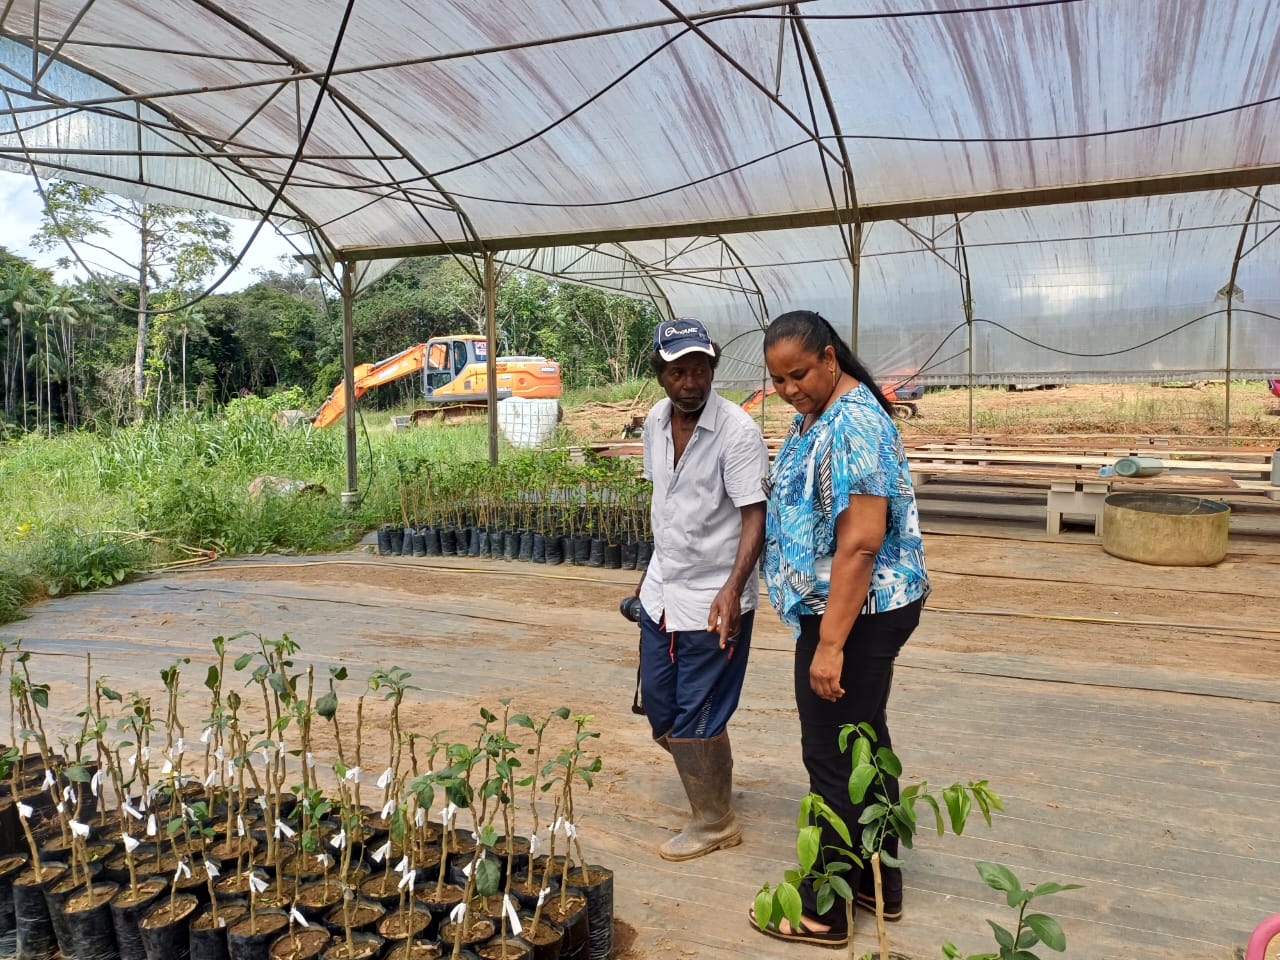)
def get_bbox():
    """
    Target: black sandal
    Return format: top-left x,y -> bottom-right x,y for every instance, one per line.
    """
748,907 -> 849,948
855,891 -> 903,921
